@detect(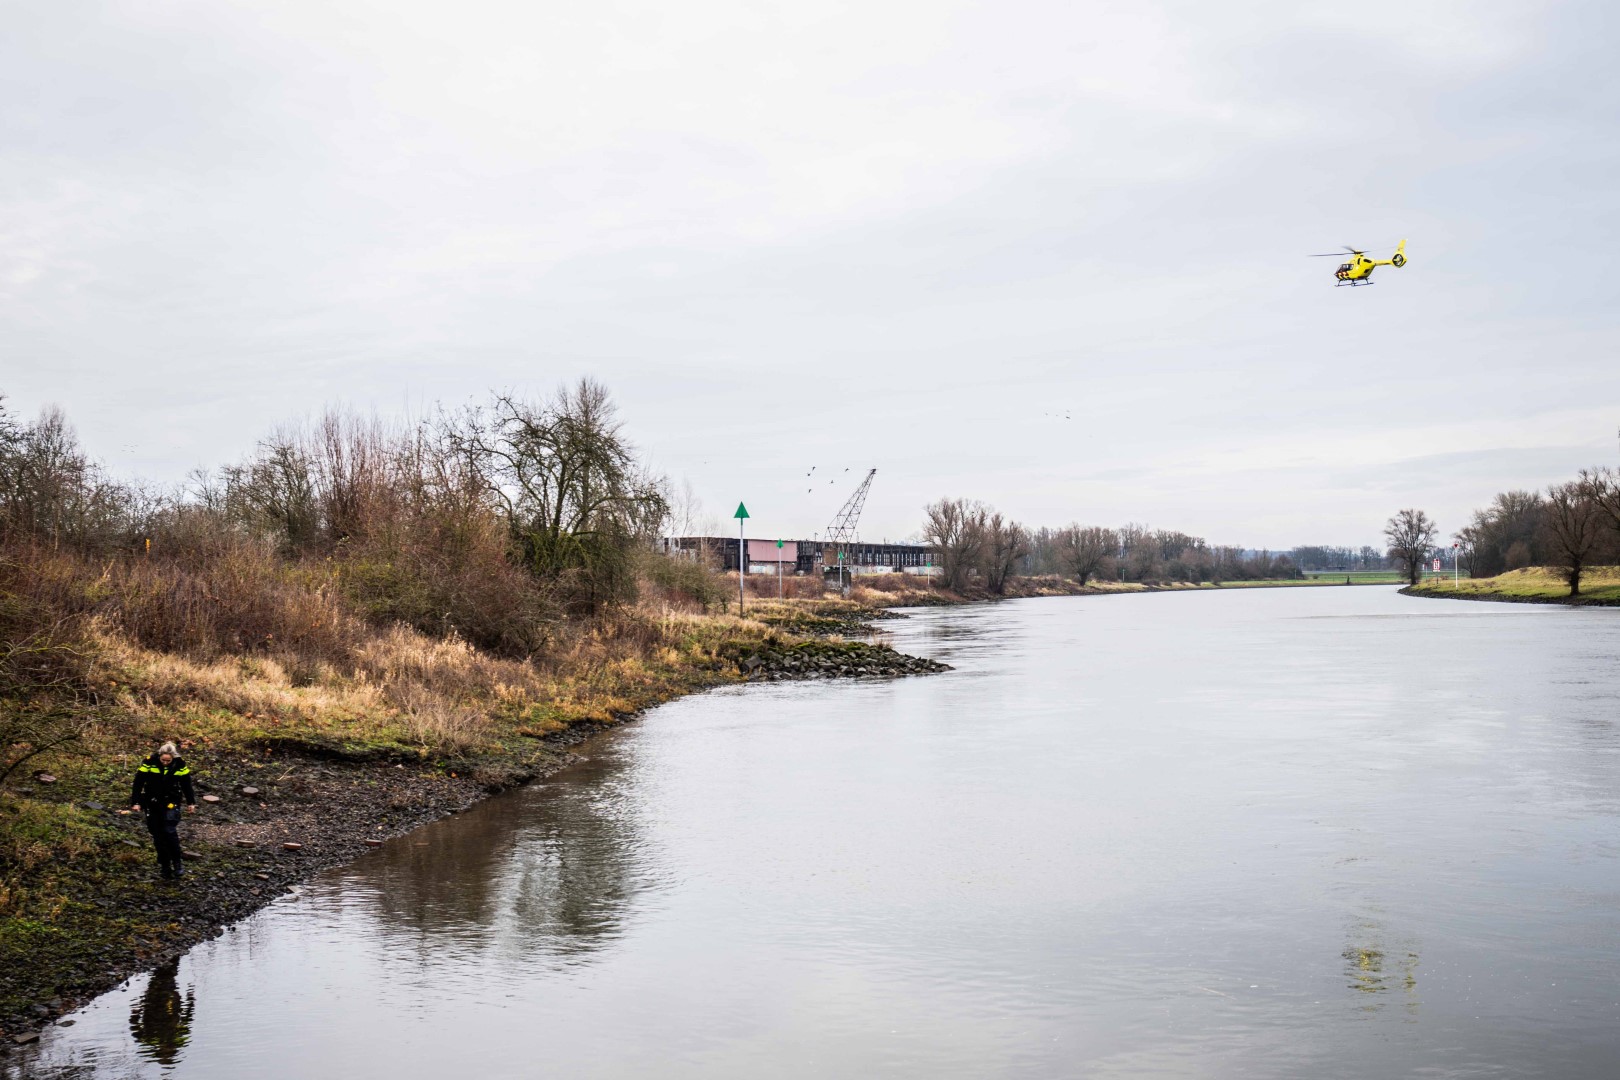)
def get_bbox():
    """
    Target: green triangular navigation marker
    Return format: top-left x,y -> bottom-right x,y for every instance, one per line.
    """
734,502 -> 750,519
776,539 -> 784,548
